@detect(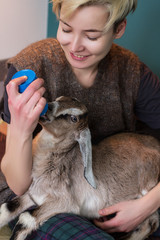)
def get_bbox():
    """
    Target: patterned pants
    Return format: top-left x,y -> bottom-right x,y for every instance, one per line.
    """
9,212 -> 160,239
10,213 -> 114,240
